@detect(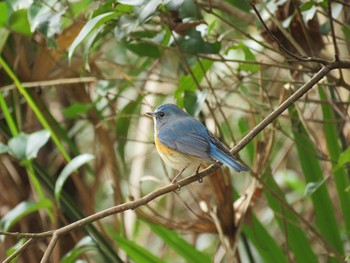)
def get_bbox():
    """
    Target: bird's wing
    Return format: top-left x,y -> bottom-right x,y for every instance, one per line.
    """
157,118 -> 214,163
